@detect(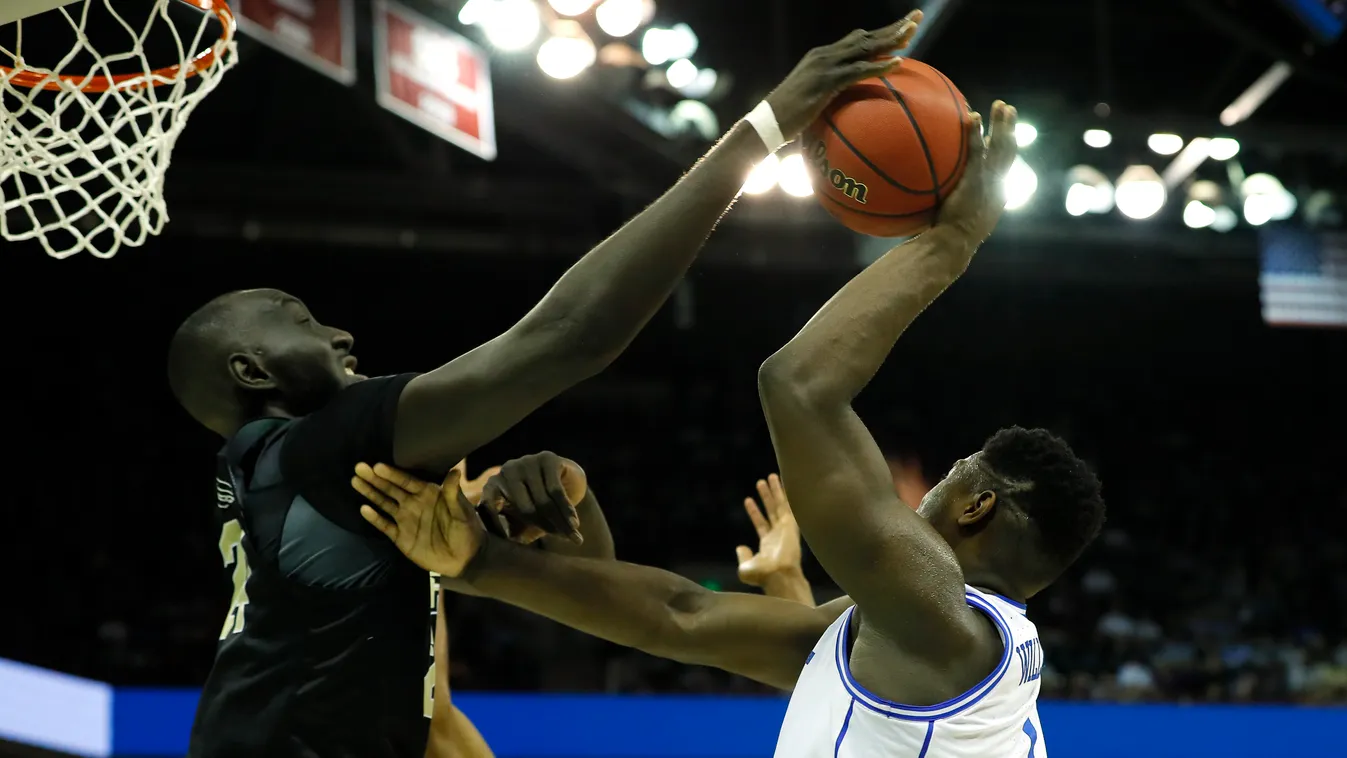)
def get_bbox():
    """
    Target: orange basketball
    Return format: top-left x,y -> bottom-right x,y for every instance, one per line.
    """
801,59 -> 973,237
